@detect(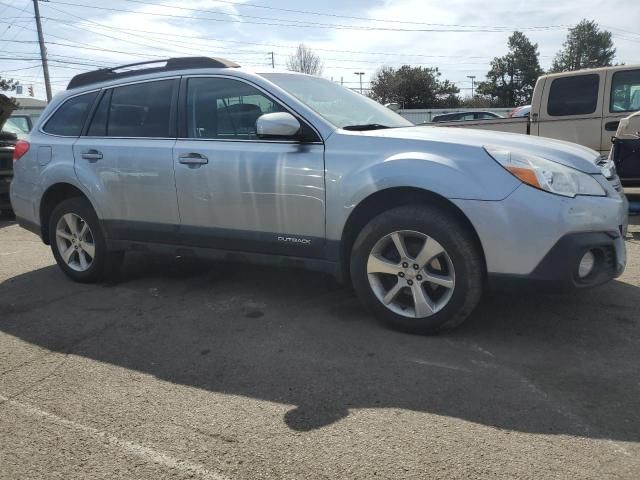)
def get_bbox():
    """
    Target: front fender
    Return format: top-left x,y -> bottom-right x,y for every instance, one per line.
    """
325,150 -> 519,241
